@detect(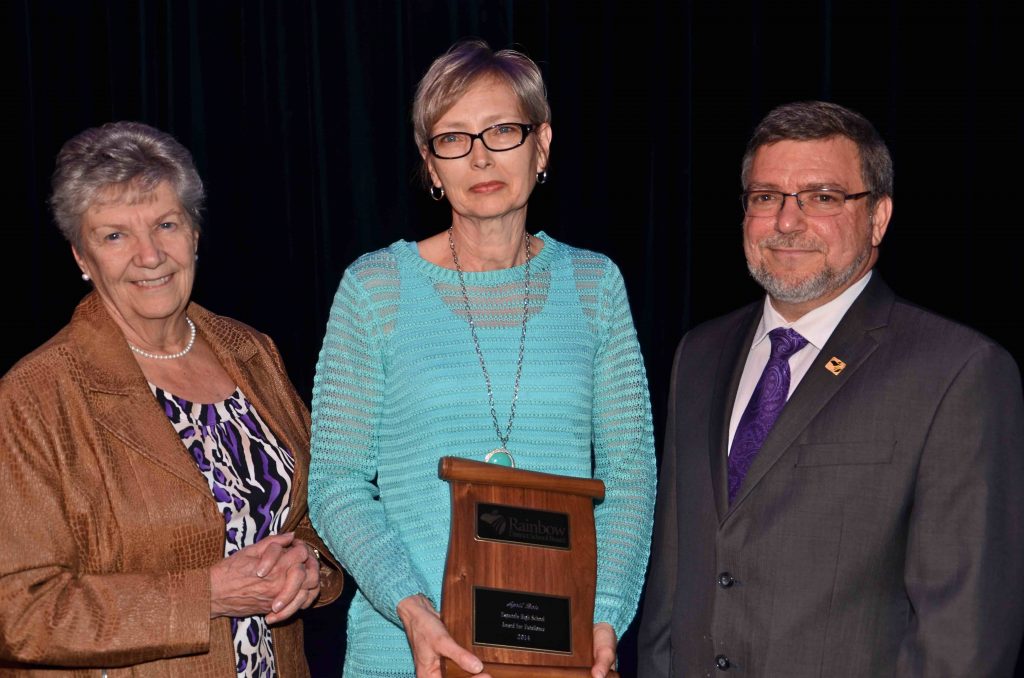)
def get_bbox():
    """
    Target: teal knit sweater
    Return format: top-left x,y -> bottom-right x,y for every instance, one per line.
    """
309,233 -> 655,676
